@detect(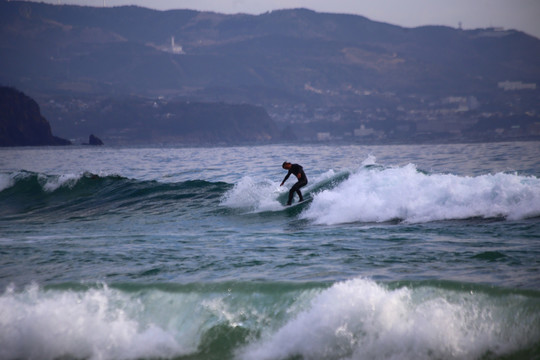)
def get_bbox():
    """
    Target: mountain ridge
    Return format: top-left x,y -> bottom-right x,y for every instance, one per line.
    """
1,1 -> 539,143
3,1 -> 538,97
